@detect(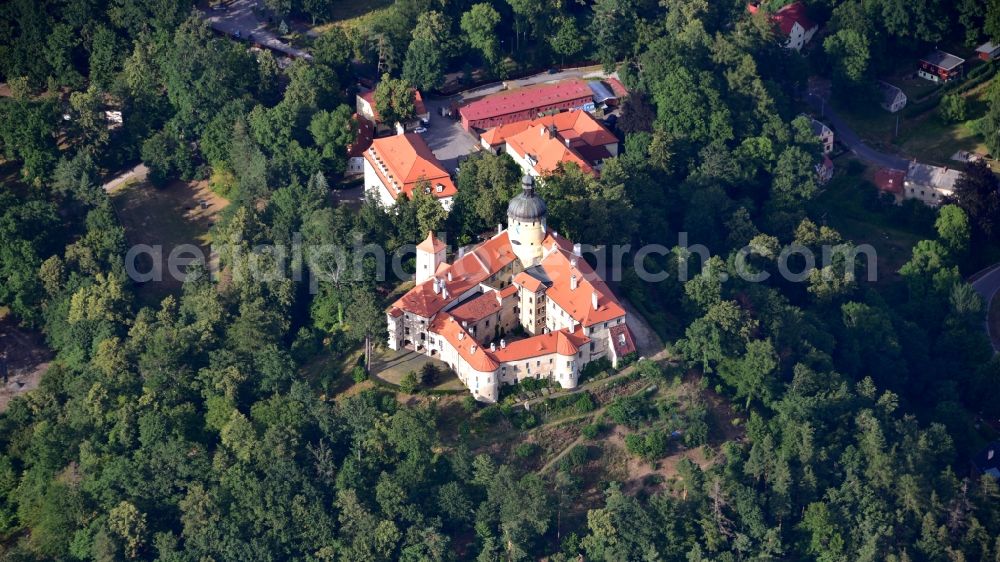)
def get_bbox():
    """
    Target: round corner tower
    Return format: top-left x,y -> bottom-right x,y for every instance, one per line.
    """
507,174 -> 547,268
